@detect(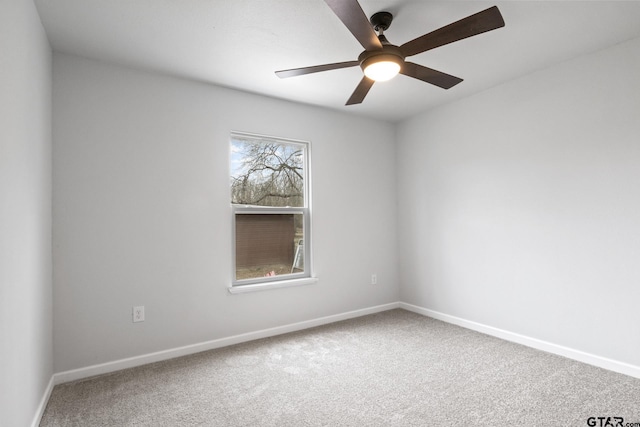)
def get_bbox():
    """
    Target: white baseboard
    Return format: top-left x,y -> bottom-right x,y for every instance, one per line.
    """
31,375 -> 54,427
399,302 -> 640,379
54,302 -> 400,385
